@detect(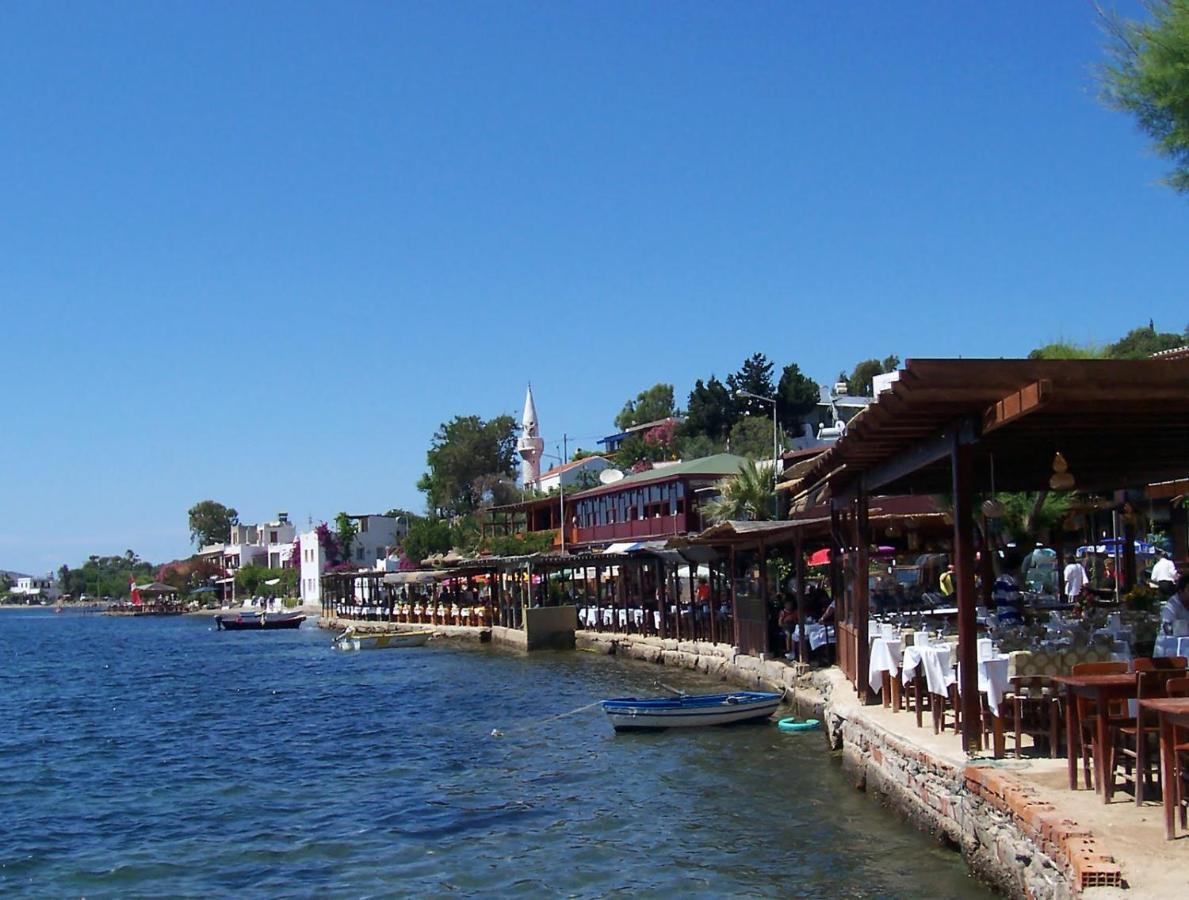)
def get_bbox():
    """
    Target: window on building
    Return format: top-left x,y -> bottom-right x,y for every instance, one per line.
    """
359,518 -> 368,533
269,530 -> 278,543
357,546 -> 365,561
